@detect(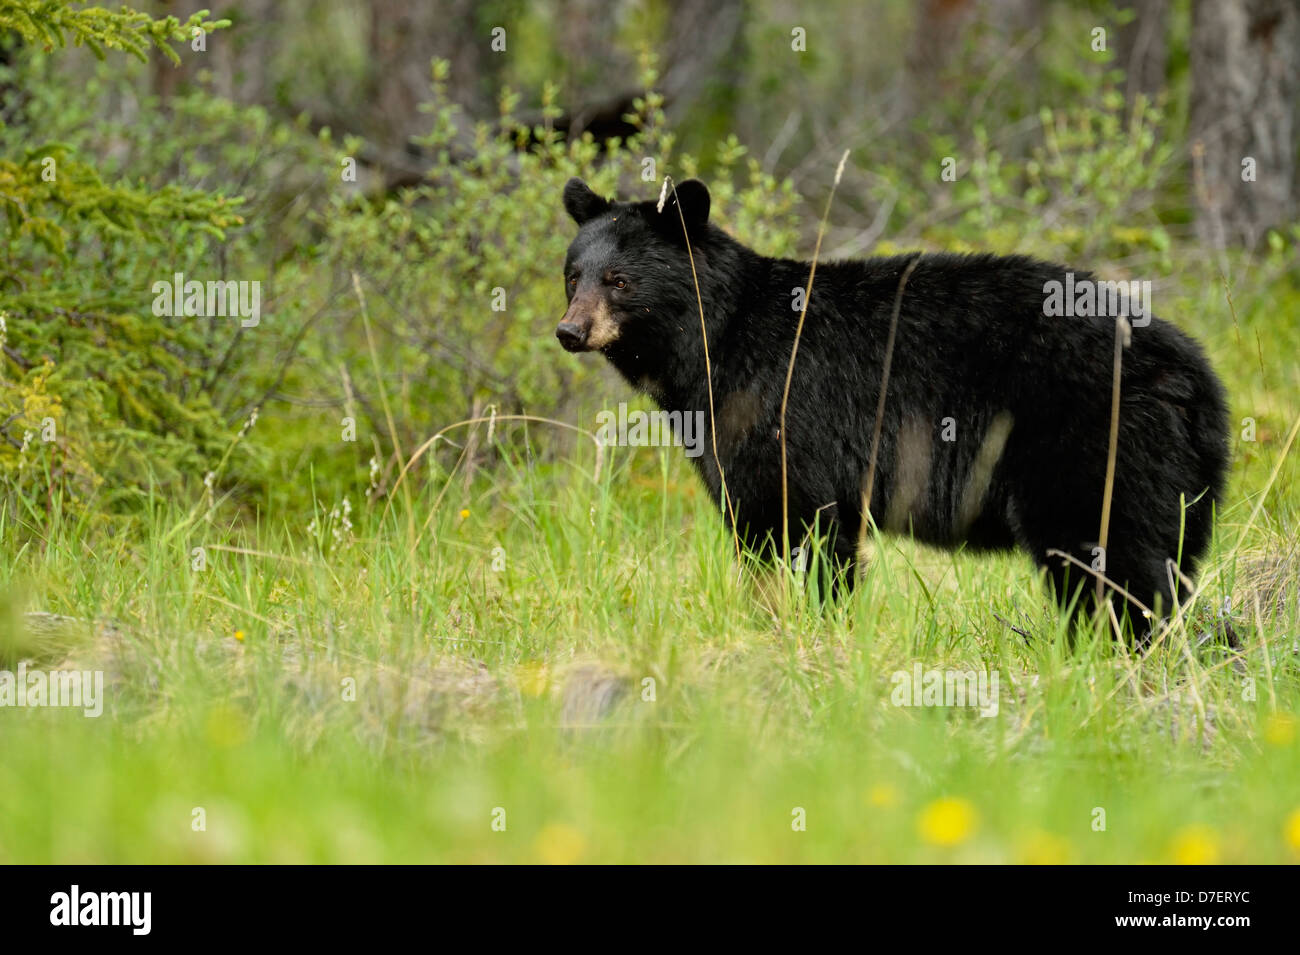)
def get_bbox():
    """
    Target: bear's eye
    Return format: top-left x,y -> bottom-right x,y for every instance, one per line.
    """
568,276 -> 577,287
614,279 -> 627,290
